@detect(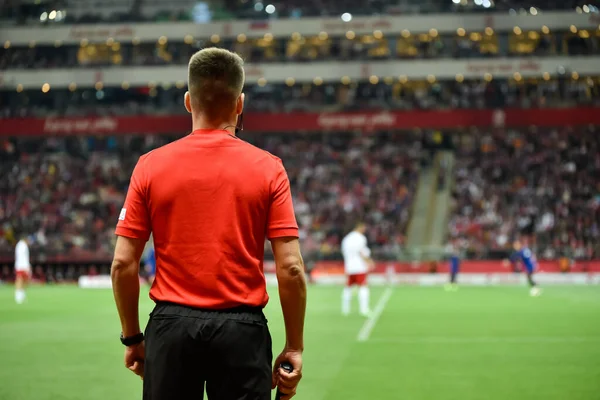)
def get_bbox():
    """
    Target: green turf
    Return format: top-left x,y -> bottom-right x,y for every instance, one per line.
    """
0,284 -> 599,400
